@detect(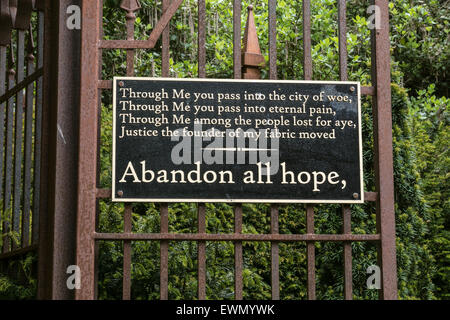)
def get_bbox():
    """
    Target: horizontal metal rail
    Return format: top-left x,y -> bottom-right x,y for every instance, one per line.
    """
94,232 -> 380,242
